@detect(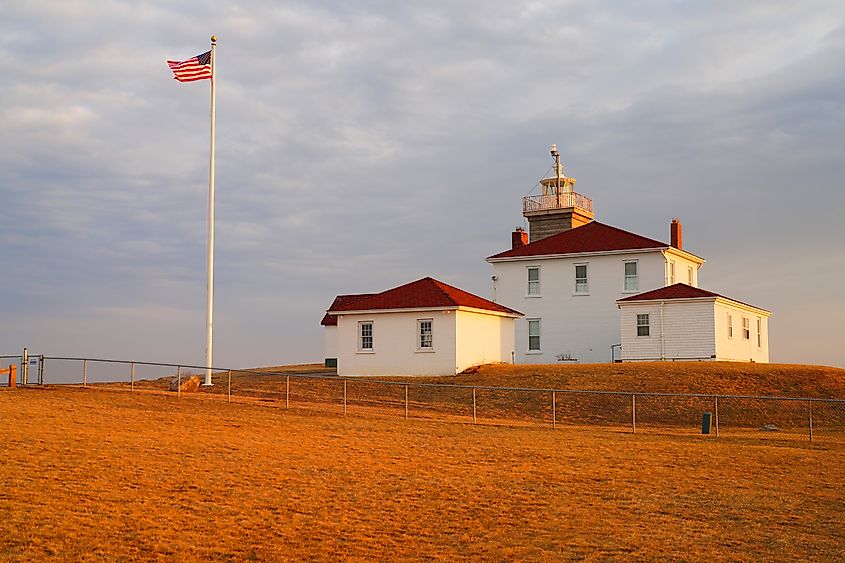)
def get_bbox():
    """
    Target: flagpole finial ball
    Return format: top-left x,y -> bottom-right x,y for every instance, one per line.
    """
211,35 -> 217,43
